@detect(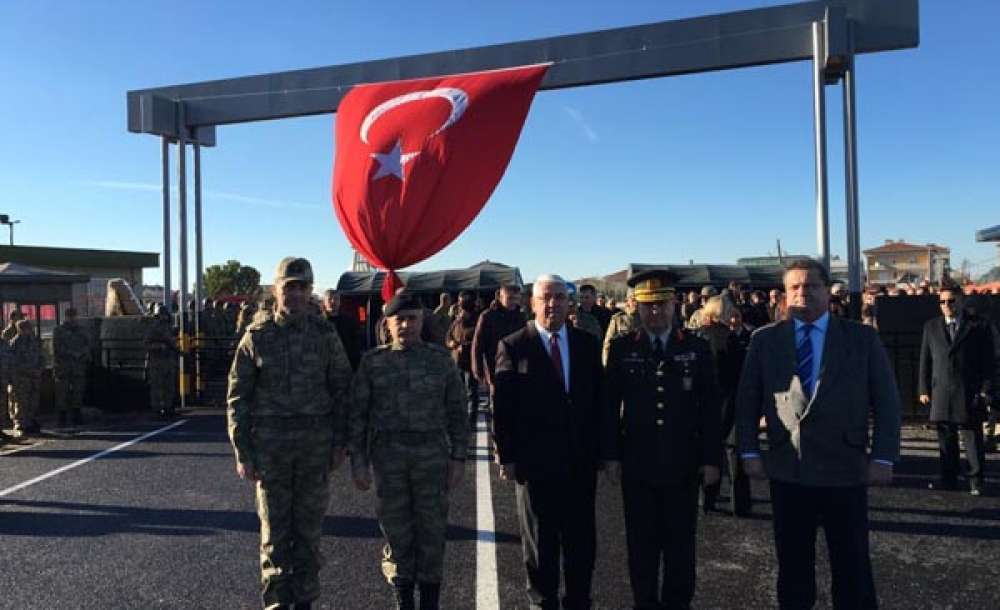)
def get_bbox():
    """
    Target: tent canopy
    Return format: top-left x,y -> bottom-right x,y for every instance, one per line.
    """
626,263 -> 786,290
337,267 -> 523,297
0,262 -> 90,302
